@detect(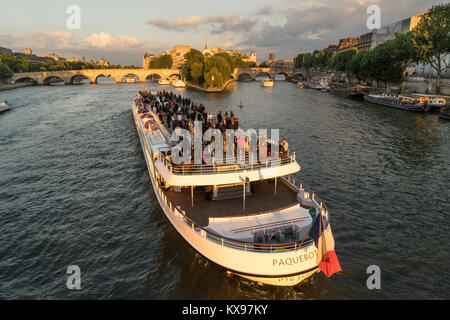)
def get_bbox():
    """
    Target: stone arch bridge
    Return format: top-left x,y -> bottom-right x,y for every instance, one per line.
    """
232,68 -> 305,81
10,69 -> 181,85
